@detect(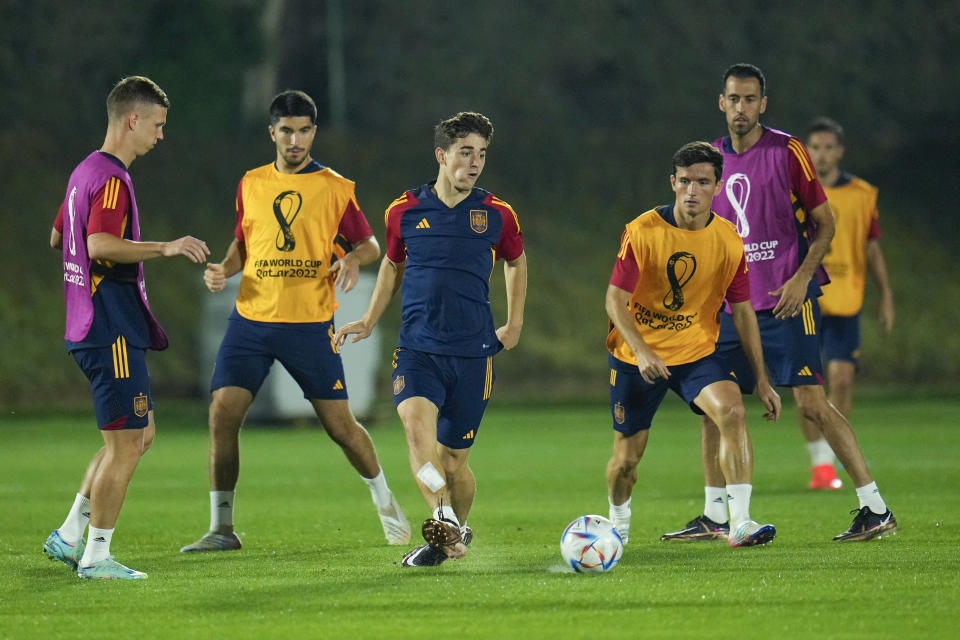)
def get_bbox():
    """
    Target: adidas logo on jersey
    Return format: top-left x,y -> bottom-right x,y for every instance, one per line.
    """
332,380 -> 344,390
462,429 -> 475,440
416,218 -> 431,229
797,366 -> 813,376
